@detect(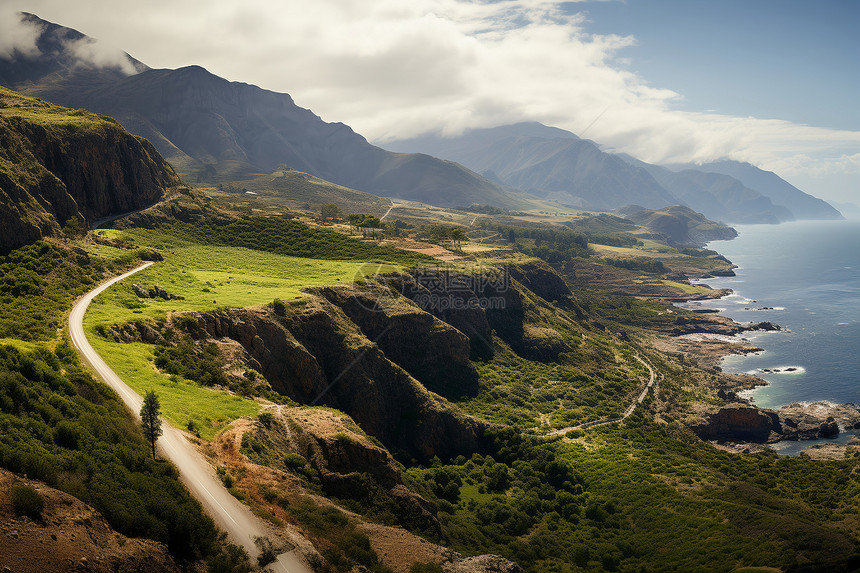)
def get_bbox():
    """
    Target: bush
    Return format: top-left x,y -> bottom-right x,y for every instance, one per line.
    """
271,298 -> 286,316
10,484 -> 44,519
254,536 -> 277,567
284,453 -> 307,471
